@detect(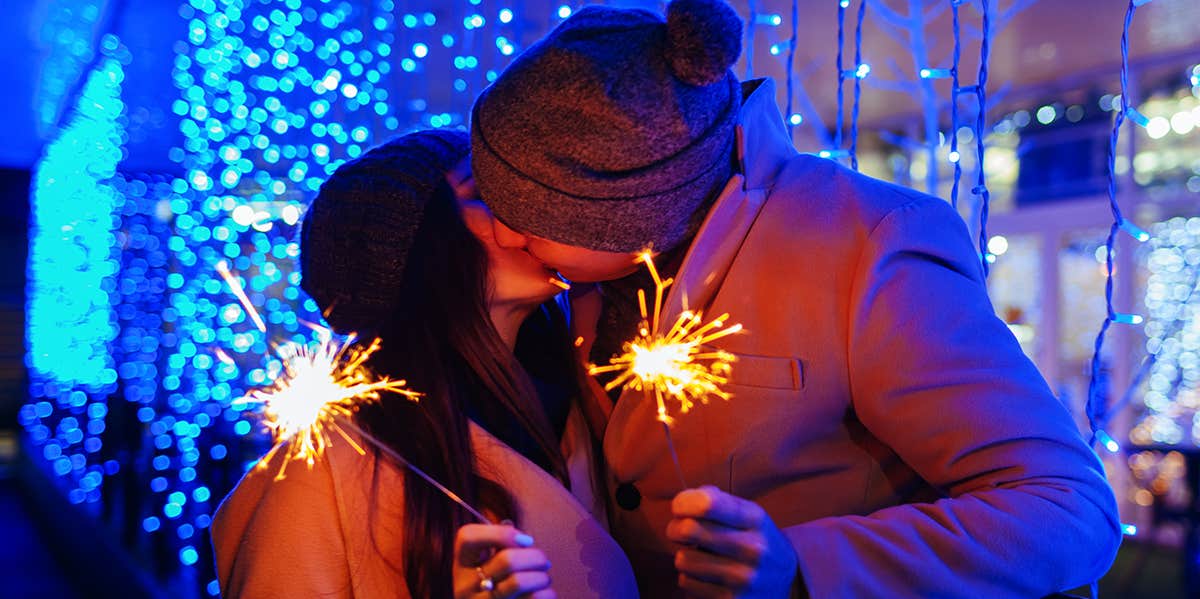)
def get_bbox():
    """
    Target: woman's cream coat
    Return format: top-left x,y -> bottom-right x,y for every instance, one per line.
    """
212,406 -> 638,598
